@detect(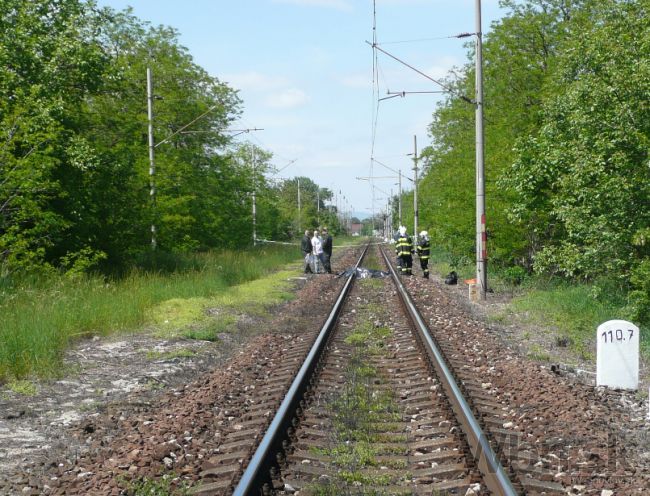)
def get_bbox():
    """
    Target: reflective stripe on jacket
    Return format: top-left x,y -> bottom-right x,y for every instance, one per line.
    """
417,239 -> 430,259
395,235 -> 413,256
